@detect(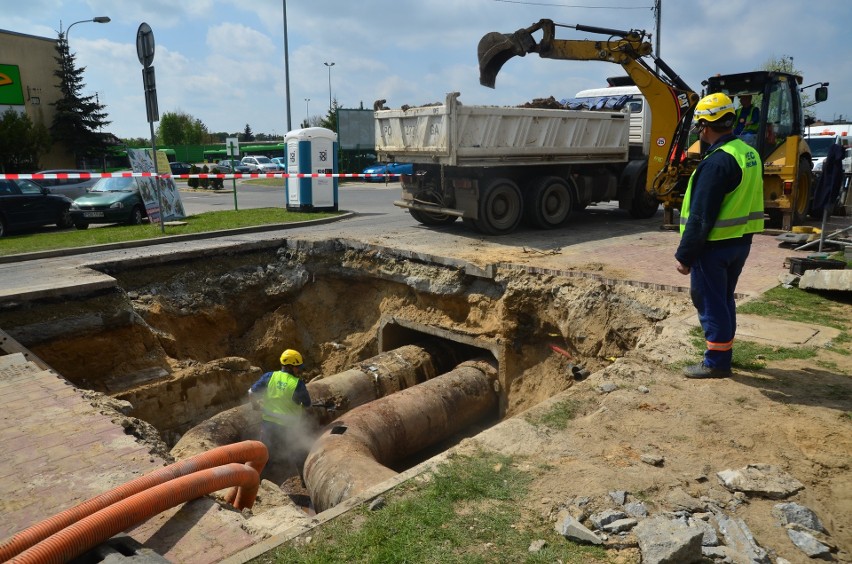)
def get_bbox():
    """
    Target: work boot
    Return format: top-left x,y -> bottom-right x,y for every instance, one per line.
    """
683,362 -> 732,379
